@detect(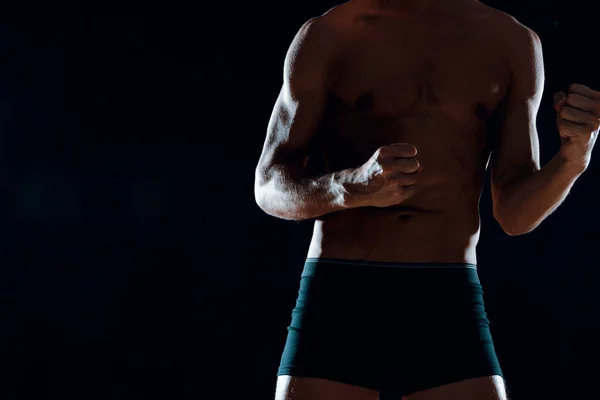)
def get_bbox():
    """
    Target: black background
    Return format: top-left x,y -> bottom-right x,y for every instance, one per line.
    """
0,0 -> 598,398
